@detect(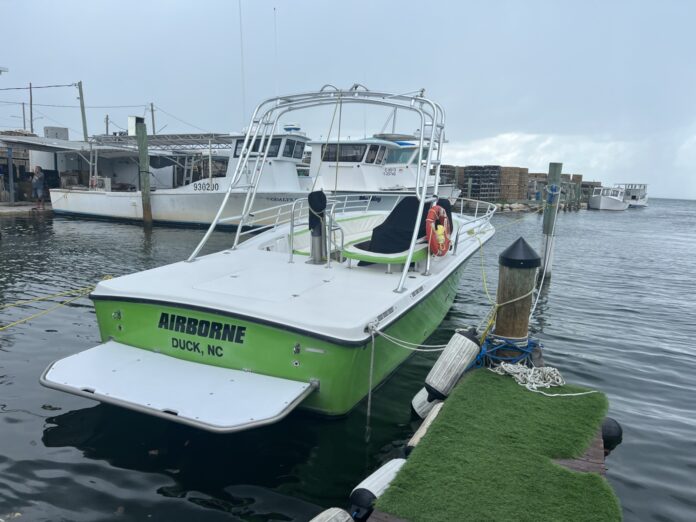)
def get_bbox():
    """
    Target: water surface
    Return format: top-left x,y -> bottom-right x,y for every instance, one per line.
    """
1,199 -> 694,521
